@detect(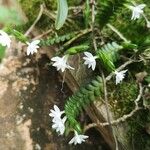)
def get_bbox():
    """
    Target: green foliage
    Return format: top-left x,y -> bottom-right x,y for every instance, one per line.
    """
127,110 -> 150,150
40,33 -> 76,46
0,45 -> 6,60
55,0 -> 68,30
65,45 -> 89,55
20,0 -> 44,21
145,76 -> 150,83
121,41 -> 138,50
97,42 -> 123,72
8,29 -> 28,43
97,0 -> 127,28
0,6 -> 24,25
65,76 -> 103,133
83,0 -> 90,28
109,81 -> 138,117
